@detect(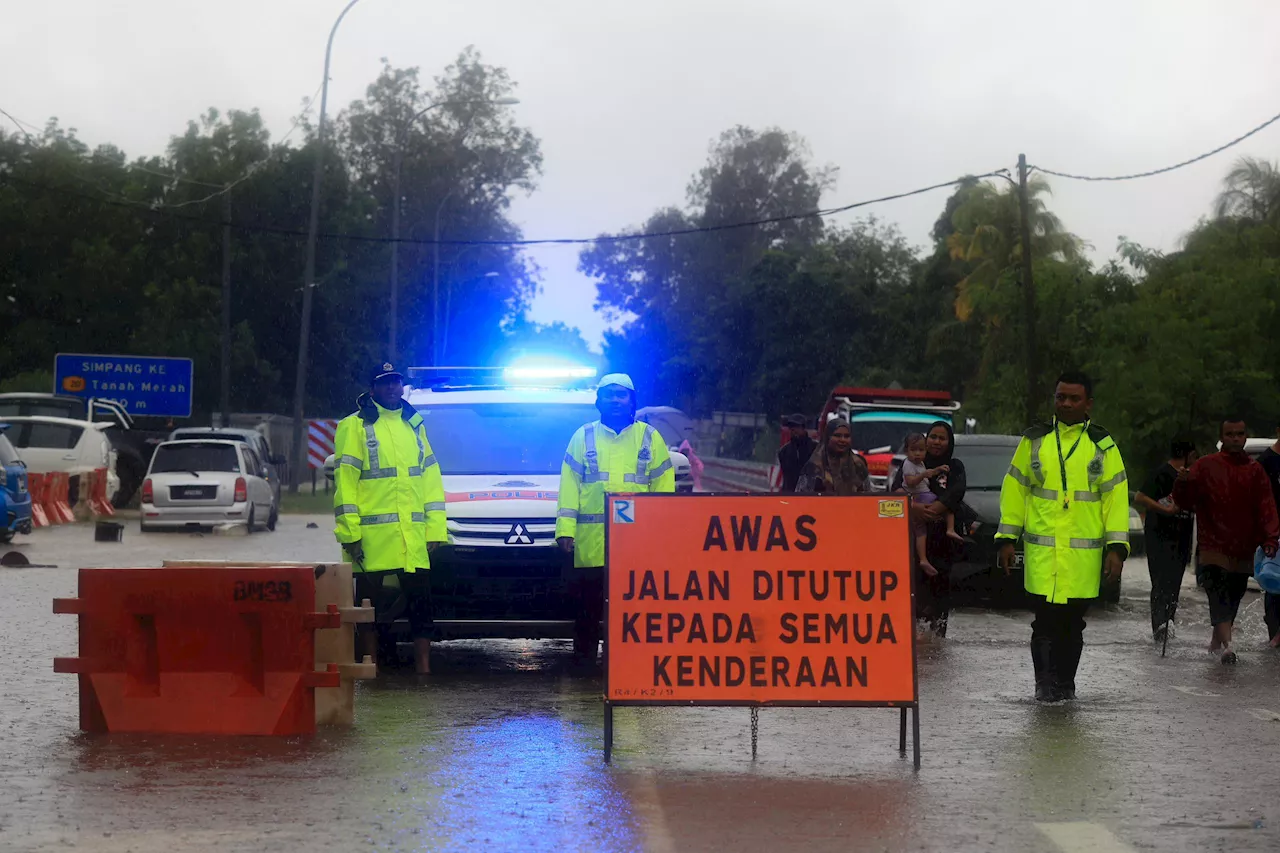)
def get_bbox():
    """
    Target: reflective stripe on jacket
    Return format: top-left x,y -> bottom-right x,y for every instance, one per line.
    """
333,395 -> 446,573
996,420 -> 1130,603
555,420 -> 675,567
